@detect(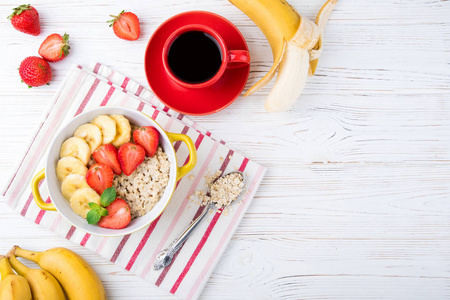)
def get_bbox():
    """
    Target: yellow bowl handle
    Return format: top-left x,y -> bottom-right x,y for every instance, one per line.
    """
165,132 -> 197,181
31,168 -> 56,211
